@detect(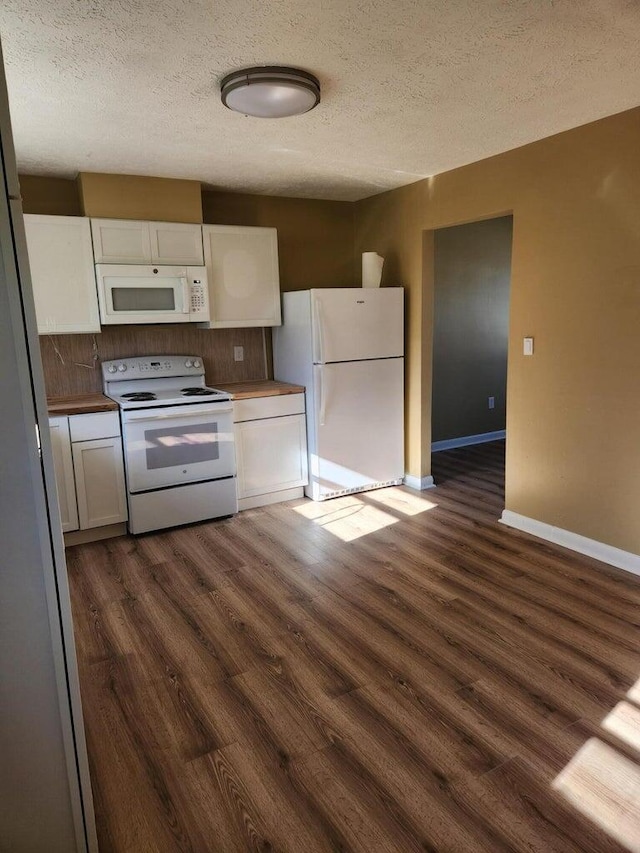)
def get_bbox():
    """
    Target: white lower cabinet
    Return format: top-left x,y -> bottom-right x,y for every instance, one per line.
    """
49,417 -> 79,532
234,393 -> 308,510
49,411 -> 128,535
72,437 -> 127,529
